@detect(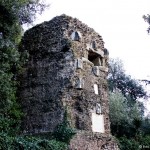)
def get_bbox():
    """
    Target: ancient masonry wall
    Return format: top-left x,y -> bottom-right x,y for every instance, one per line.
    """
19,14 -> 119,150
